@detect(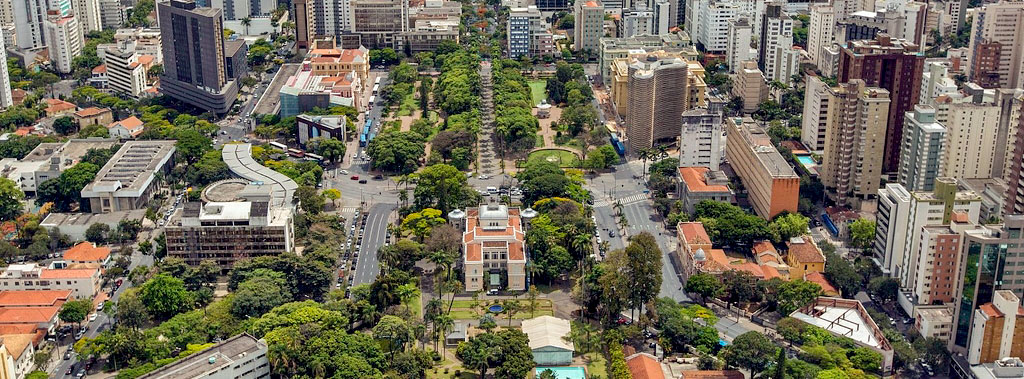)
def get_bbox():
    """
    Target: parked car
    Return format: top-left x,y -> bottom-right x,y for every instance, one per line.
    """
350,175 -> 360,180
